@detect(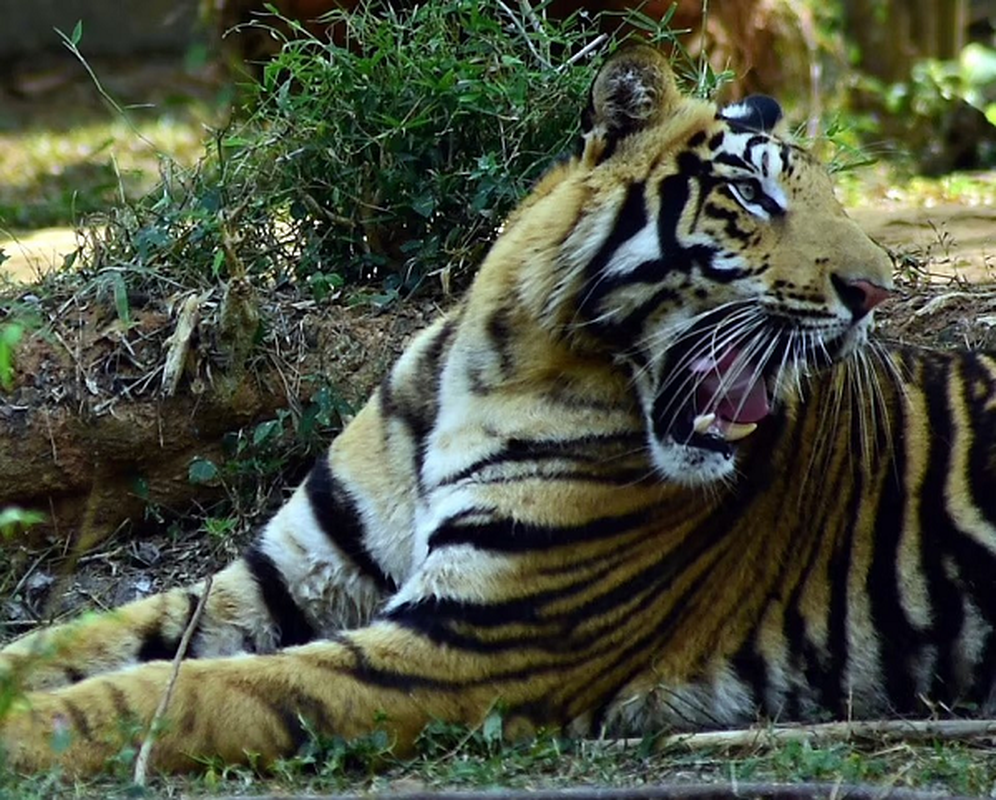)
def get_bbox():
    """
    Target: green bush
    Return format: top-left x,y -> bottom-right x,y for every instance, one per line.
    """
78,2 -> 699,302
235,0 -> 603,296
